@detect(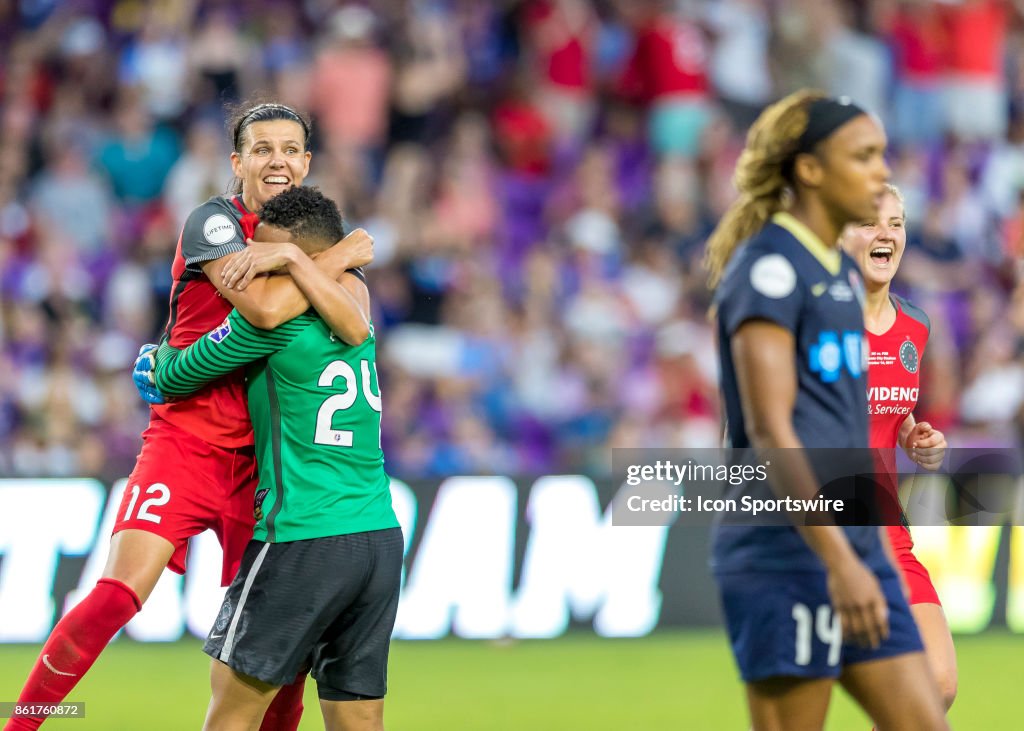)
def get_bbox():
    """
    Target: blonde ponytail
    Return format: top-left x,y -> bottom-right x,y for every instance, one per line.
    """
704,89 -> 827,287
